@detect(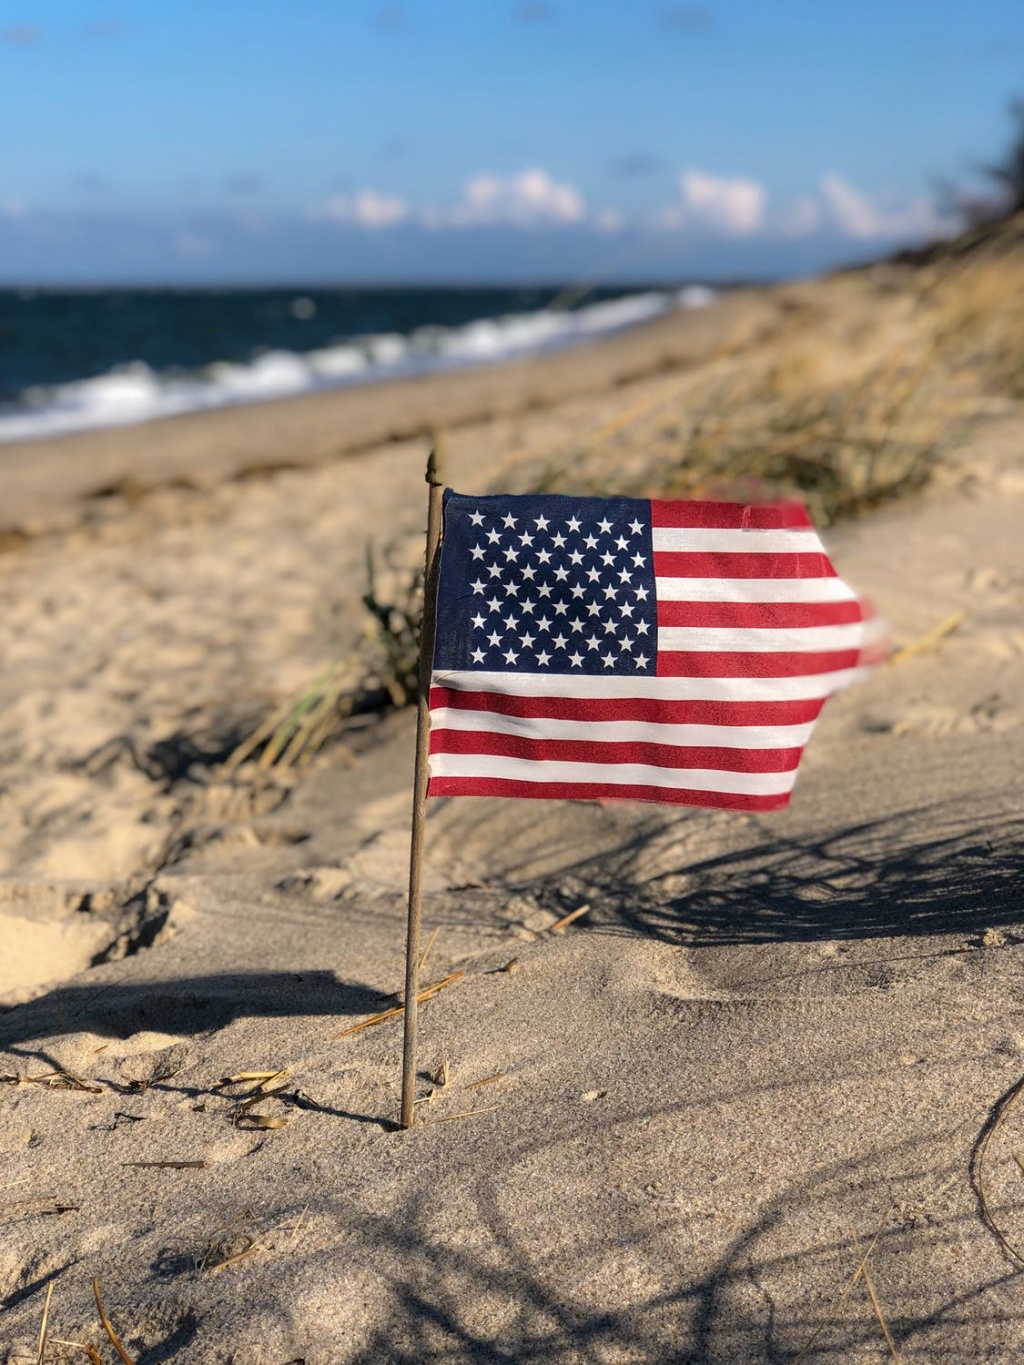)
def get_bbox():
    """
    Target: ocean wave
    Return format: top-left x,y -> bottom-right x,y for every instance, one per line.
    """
0,286 -> 714,444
